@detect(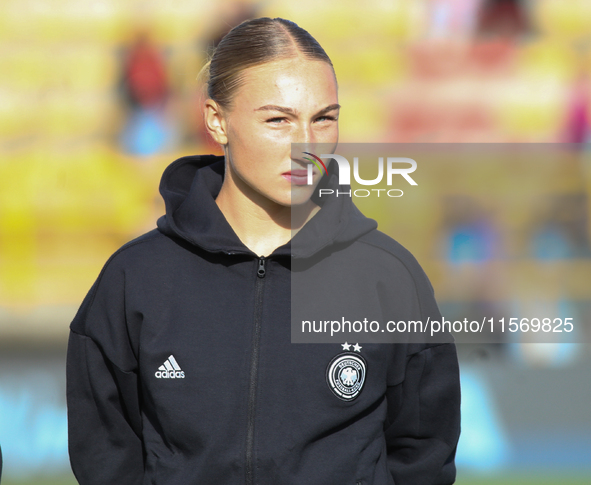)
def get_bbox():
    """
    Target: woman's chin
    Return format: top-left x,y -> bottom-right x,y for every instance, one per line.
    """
287,185 -> 317,206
